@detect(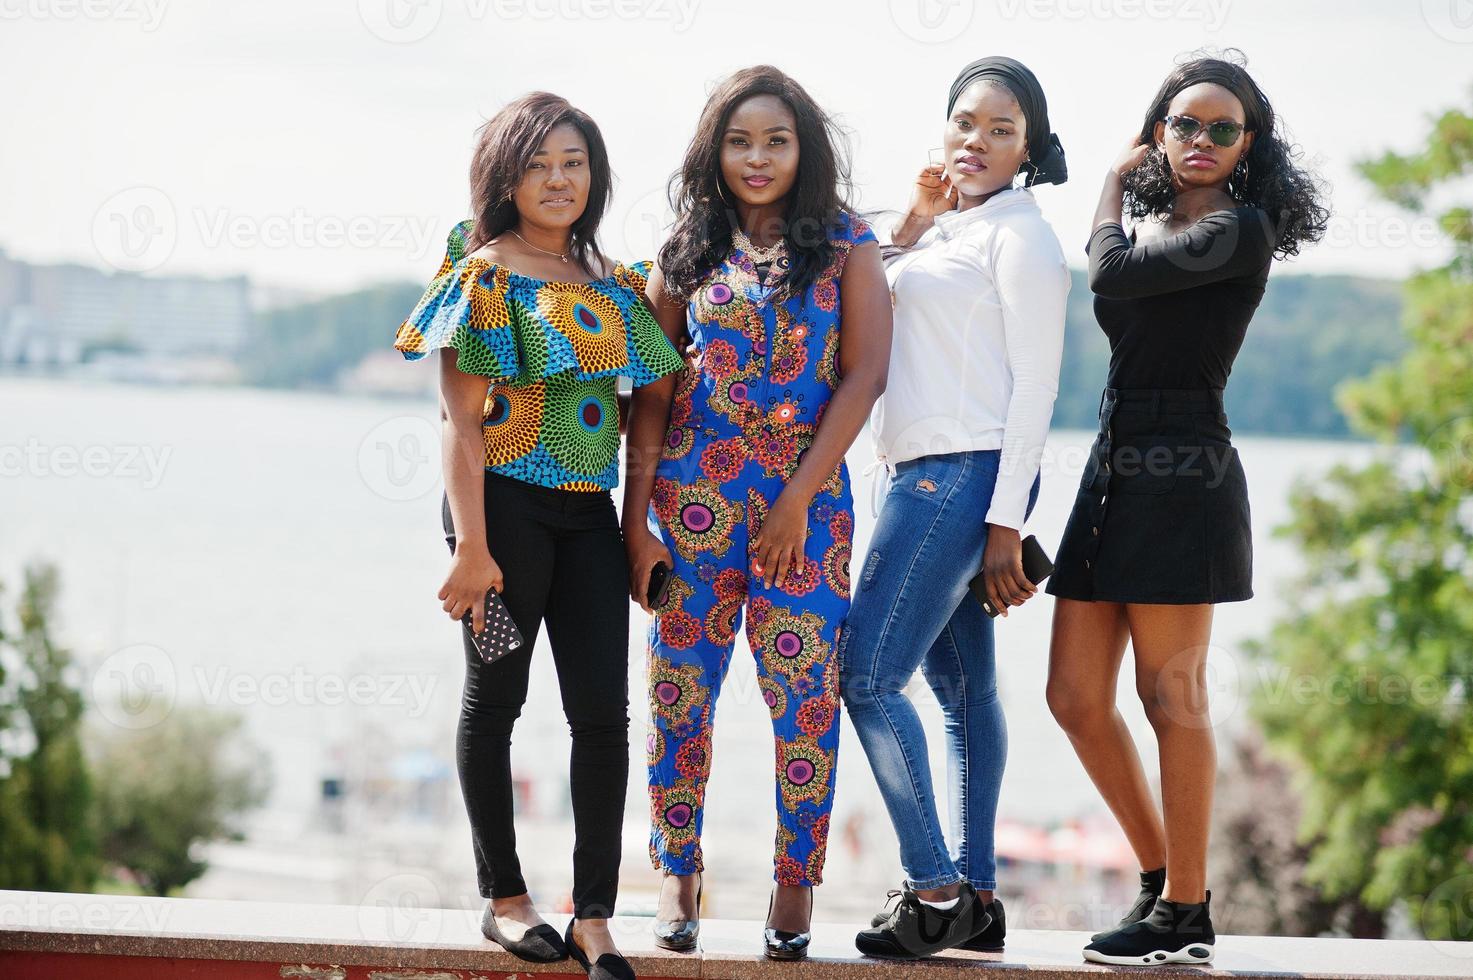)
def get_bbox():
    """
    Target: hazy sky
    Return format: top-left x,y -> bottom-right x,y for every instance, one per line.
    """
3,0 -> 1467,295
